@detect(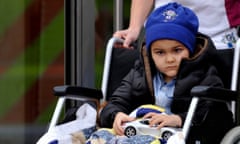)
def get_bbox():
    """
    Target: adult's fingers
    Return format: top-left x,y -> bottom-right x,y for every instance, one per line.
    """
113,30 -> 127,39
123,38 -> 132,48
113,30 -> 132,48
